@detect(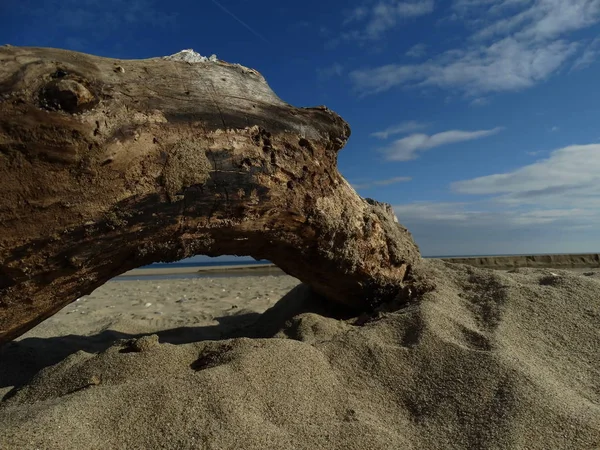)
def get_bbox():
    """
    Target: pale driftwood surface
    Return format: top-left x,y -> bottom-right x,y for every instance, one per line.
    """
0,46 -> 421,345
